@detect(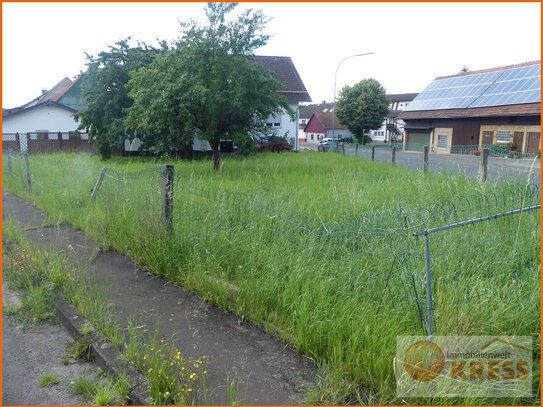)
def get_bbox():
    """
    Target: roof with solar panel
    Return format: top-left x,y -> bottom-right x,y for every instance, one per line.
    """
399,61 -> 540,120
